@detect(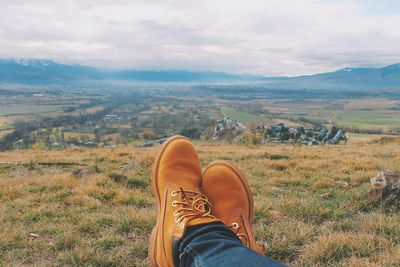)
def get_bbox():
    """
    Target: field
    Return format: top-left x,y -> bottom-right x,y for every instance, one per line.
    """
0,104 -> 66,116
335,111 -> 400,129
221,107 -> 263,122
1,86 -> 400,152
0,135 -> 399,266
263,99 -> 400,133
